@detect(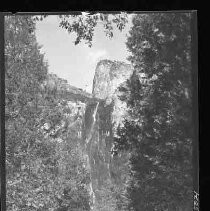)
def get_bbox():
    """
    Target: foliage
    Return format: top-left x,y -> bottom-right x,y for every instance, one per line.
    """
93,179 -> 117,211
5,15 -> 90,211
34,13 -> 128,47
114,13 -> 193,211
93,177 -> 128,211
